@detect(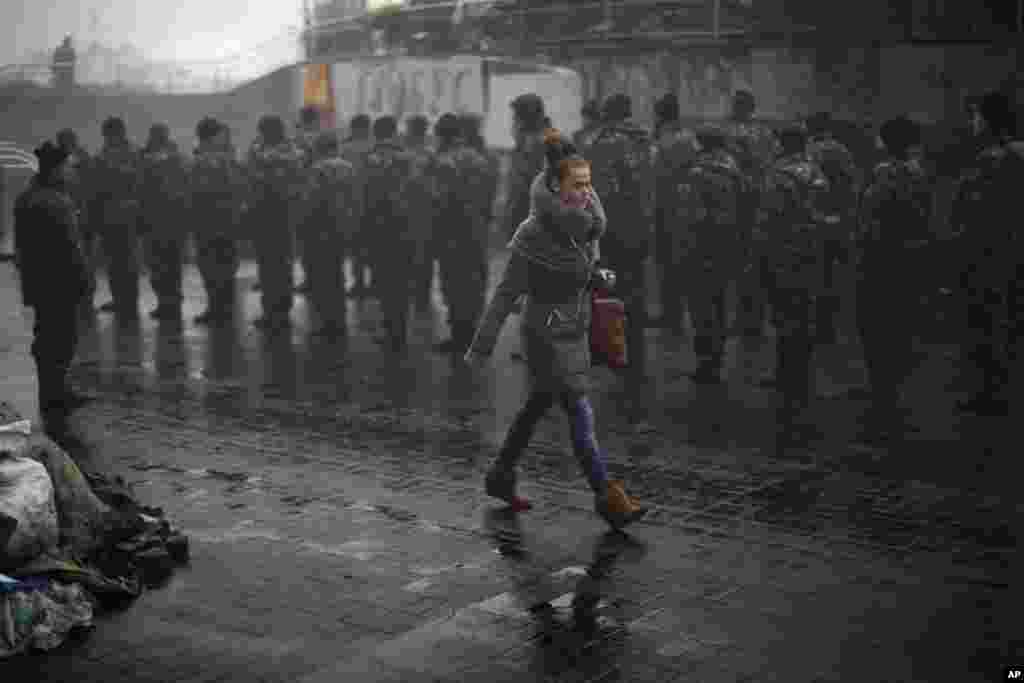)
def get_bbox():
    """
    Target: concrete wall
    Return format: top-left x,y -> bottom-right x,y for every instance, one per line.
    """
0,64 -> 301,156
558,43 -> 1020,130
